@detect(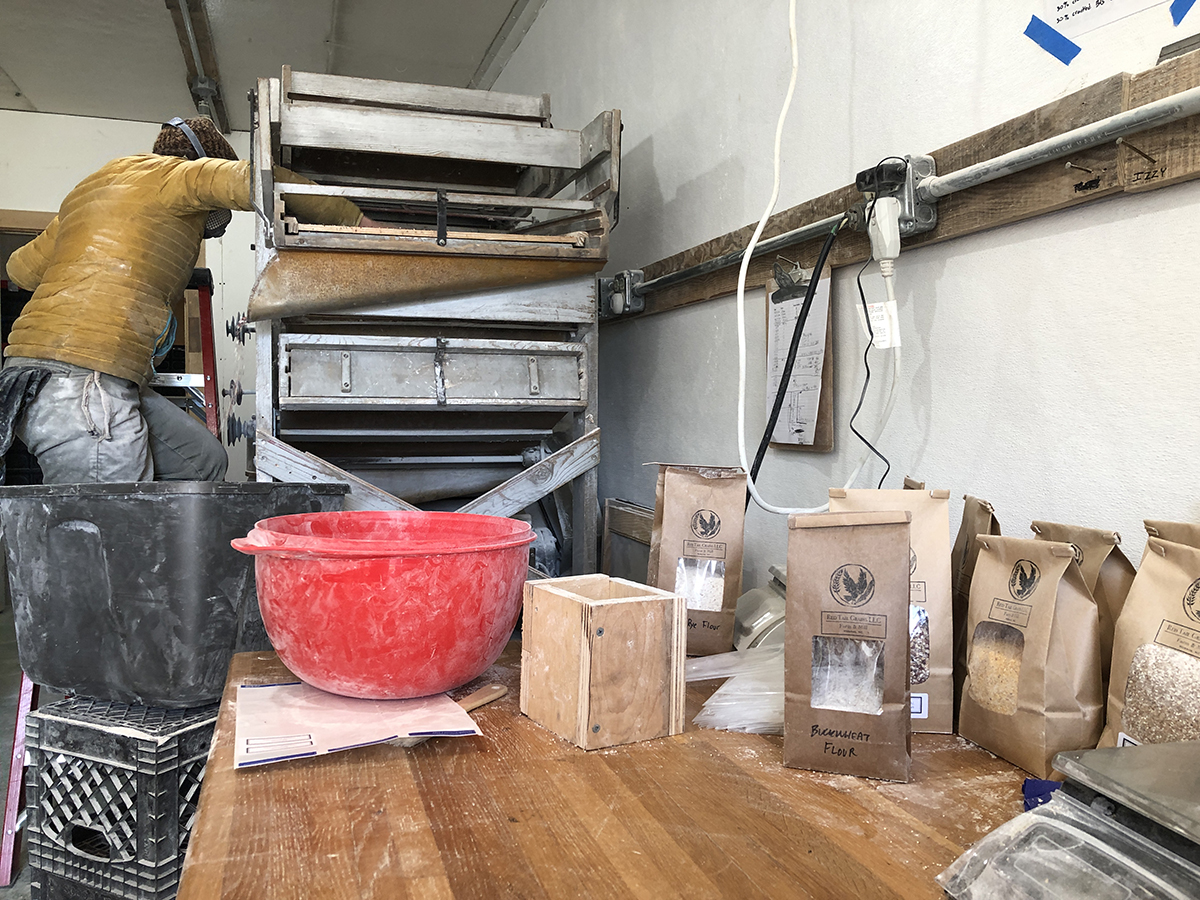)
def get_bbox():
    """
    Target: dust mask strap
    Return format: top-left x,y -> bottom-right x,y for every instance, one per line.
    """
164,117 -> 231,238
